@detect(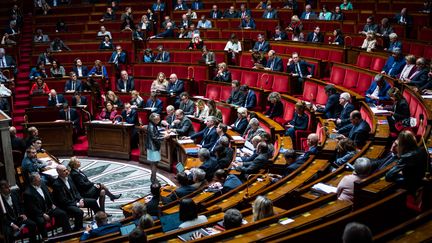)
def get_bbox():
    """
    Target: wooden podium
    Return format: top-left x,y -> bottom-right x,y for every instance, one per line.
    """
86,121 -> 134,160
24,121 -> 74,156
138,126 -> 175,171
